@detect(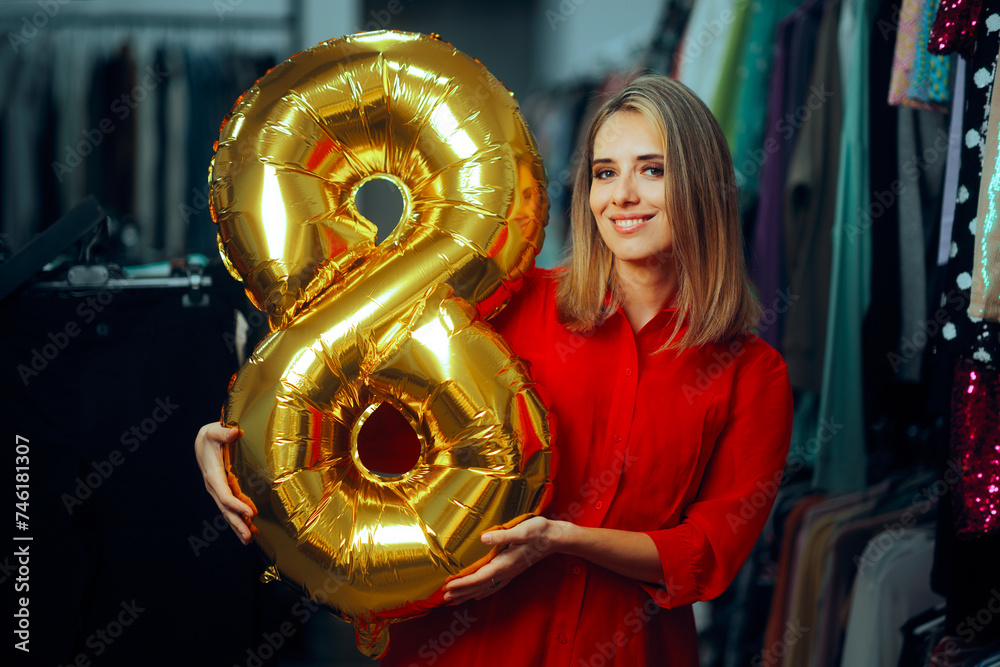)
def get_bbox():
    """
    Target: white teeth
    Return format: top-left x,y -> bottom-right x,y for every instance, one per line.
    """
614,218 -> 646,228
